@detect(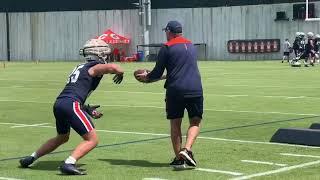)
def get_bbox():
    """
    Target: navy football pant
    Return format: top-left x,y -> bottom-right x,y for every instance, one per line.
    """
53,98 -> 95,136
